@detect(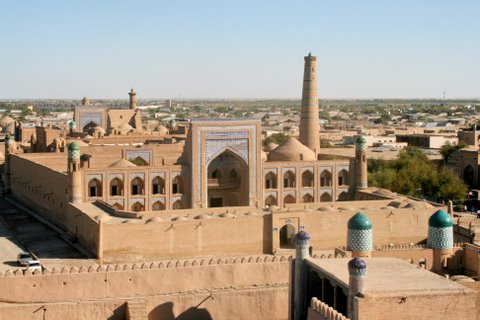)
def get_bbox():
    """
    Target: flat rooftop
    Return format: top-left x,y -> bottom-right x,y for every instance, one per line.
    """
306,257 -> 474,297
